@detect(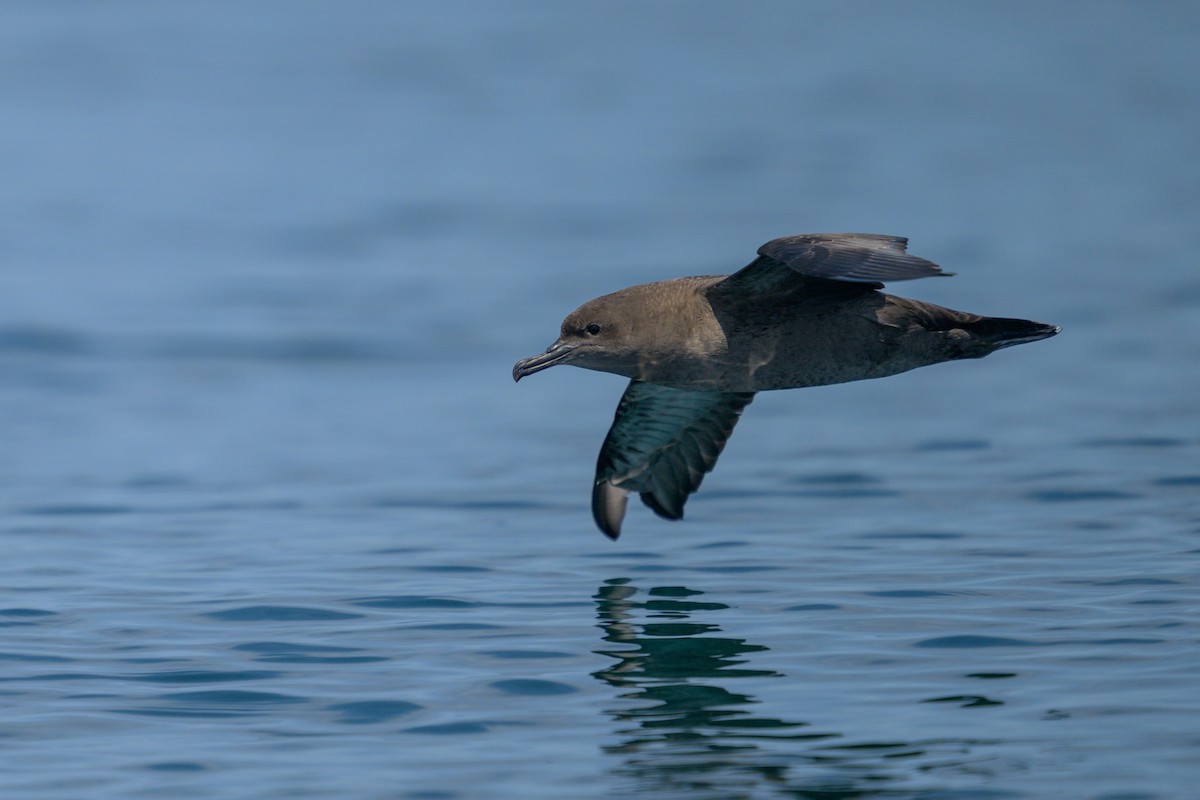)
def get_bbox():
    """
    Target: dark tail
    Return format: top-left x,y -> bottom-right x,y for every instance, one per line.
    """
959,316 -> 1061,352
